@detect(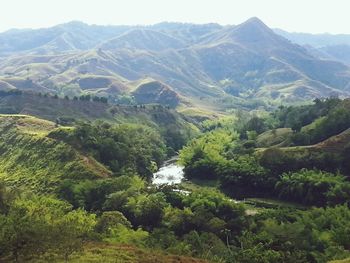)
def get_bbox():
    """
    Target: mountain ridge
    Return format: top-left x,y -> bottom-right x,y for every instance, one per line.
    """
0,18 -> 350,110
